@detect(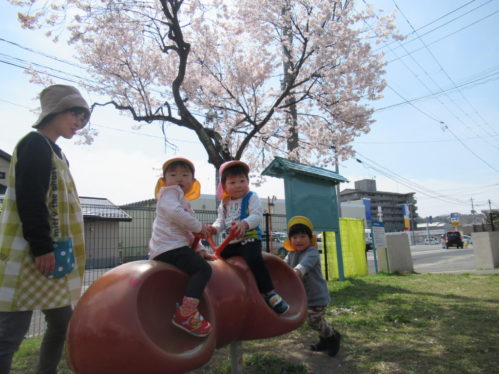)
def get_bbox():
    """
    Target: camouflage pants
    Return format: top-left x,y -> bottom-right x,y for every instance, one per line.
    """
307,306 -> 334,338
